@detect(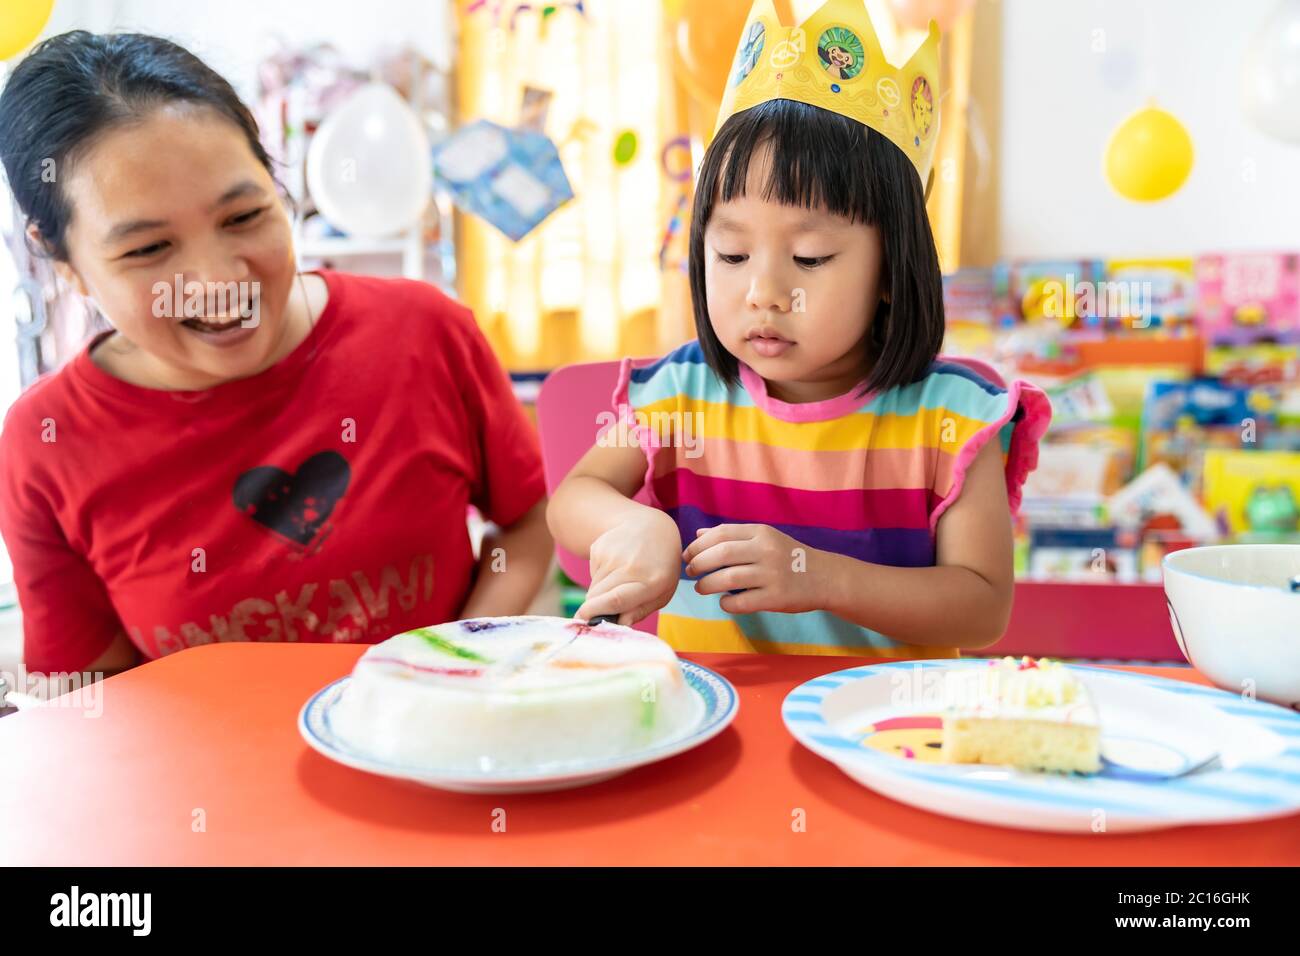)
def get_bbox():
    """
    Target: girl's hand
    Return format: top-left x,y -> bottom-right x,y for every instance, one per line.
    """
683,524 -> 828,615
575,509 -> 683,626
